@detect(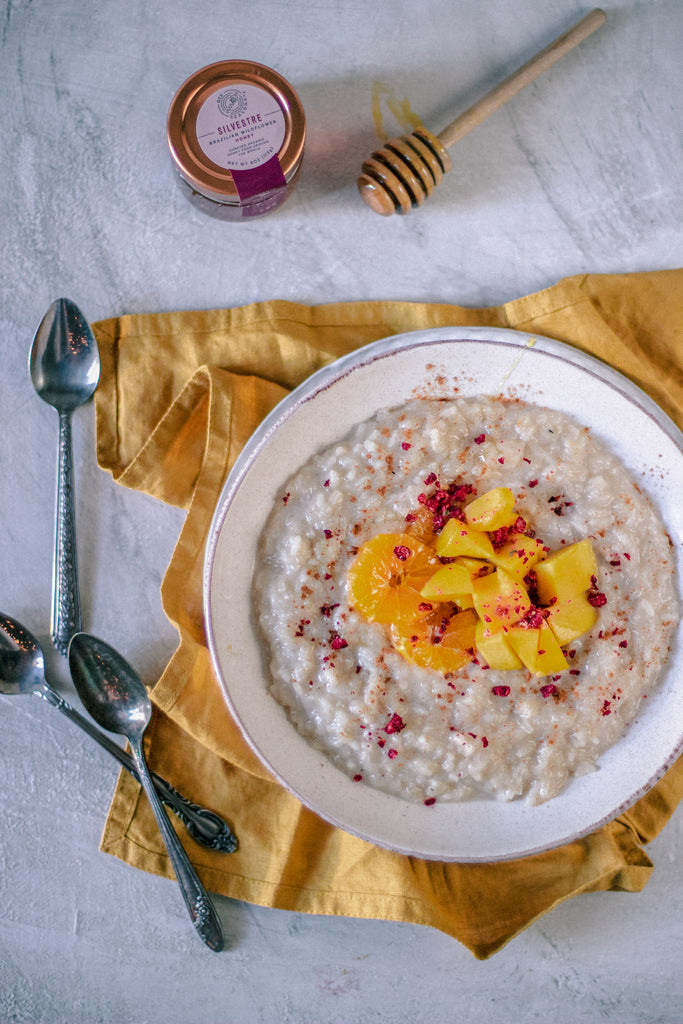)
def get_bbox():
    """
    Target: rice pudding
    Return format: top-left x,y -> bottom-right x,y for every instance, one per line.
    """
253,397 -> 678,805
